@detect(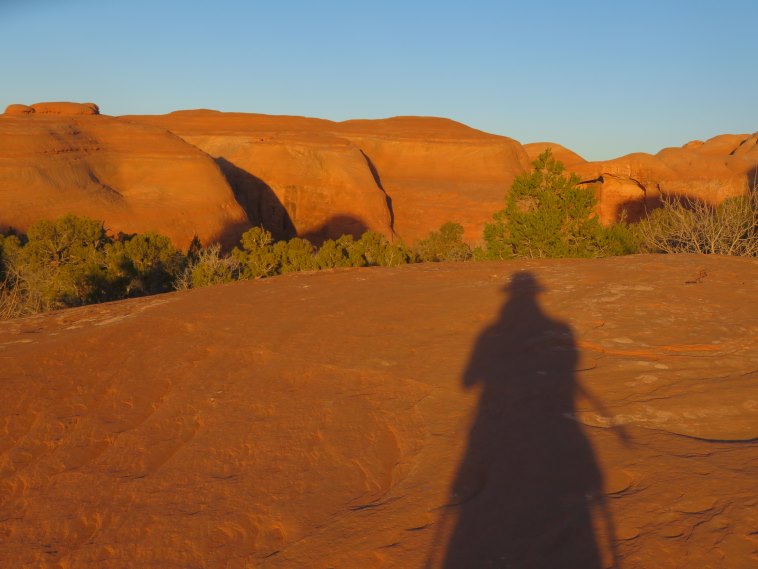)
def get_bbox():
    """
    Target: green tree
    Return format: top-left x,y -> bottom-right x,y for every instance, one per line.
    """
274,237 -> 316,273
18,214 -> 114,307
483,149 -> 637,259
106,231 -> 185,296
314,235 -> 356,269
232,226 -> 280,278
414,222 -> 472,262
351,231 -> 412,267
